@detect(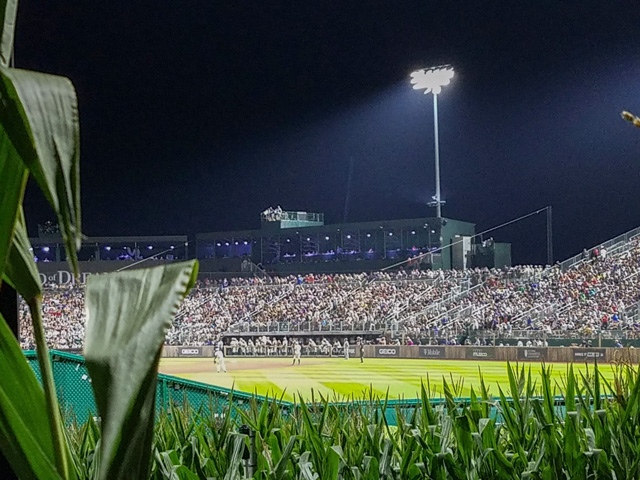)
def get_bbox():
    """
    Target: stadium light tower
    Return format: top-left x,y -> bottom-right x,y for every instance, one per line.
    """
410,65 -> 454,218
